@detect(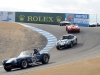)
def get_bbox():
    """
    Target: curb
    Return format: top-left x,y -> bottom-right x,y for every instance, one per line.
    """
0,65 -> 3,67
17,23 -> 57,52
